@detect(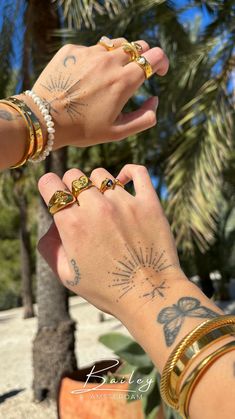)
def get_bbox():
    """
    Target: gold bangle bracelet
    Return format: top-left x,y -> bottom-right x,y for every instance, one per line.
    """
0,98 -> 35,167
178,340 -> 235,419
173,324 -> 235,398
0,97 -> 44,167
7,97 -> 44,161
160,315 -> 235,410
